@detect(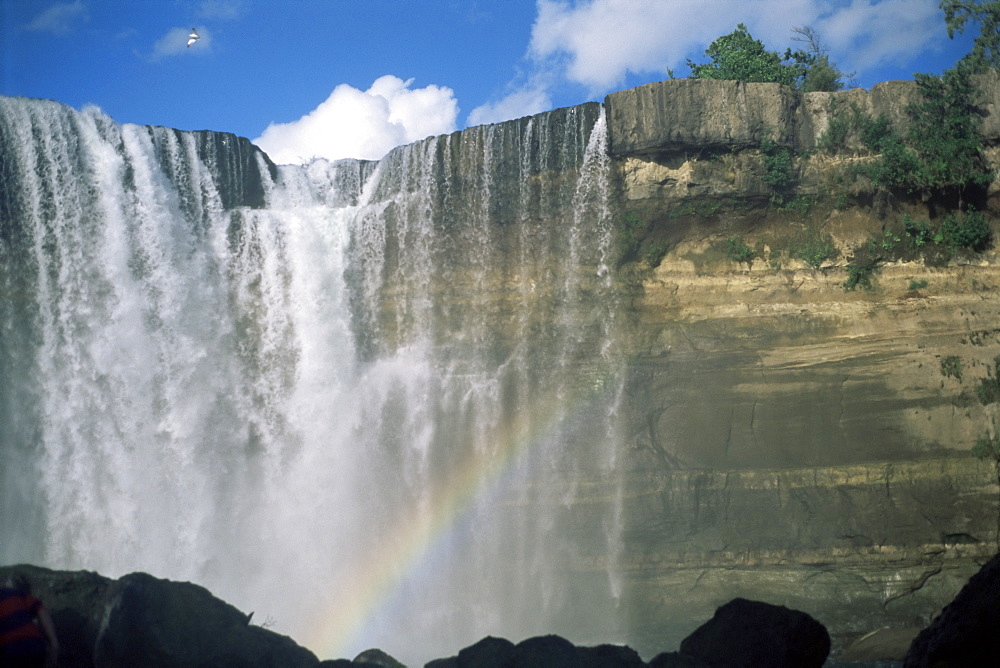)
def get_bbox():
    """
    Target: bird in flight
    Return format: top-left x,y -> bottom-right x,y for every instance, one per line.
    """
187,28 -> 200,48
